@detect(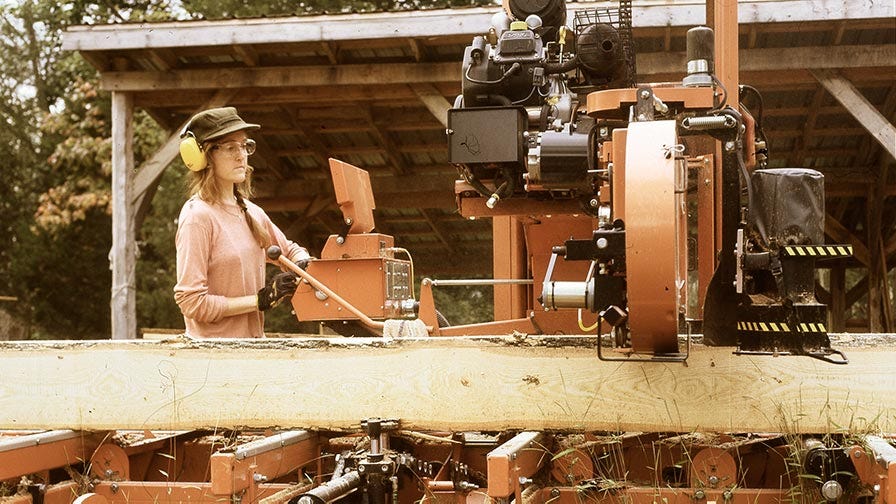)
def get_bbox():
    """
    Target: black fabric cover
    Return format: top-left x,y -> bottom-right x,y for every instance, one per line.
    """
750,168 -> 825,246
